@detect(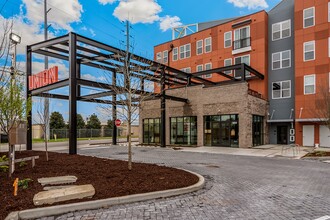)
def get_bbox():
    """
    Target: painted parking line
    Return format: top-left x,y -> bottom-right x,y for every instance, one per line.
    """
80,146 -> 111,150
314,216 -> 330,220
